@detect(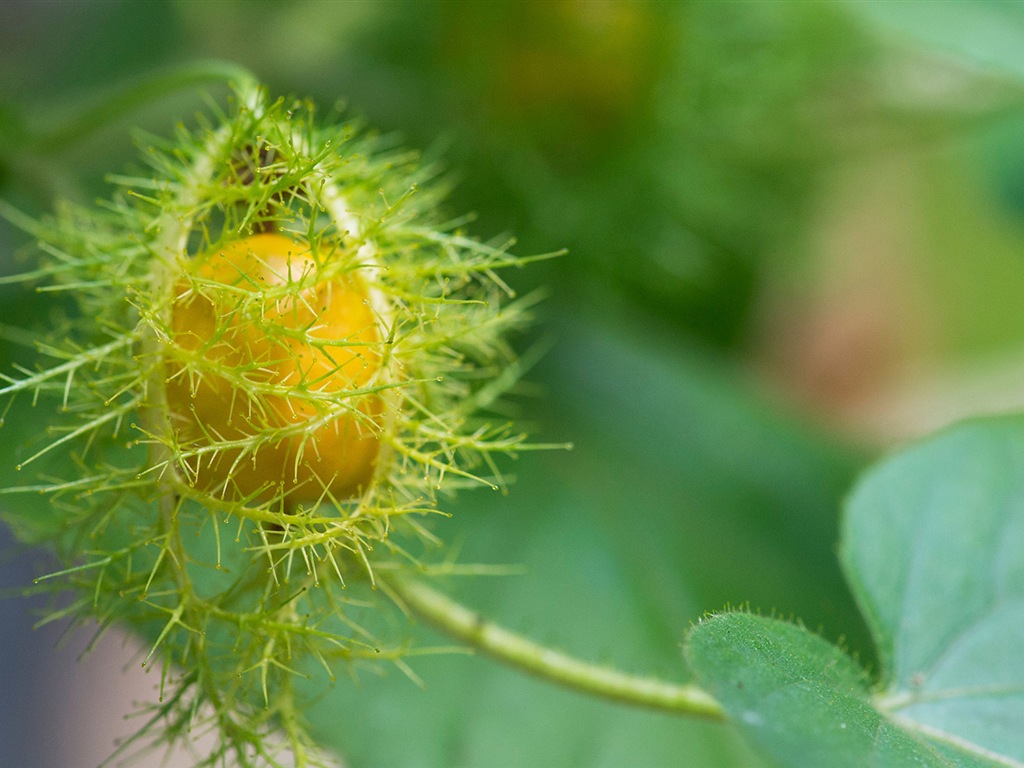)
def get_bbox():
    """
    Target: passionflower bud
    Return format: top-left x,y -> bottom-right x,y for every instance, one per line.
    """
2,83 -> 545,765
